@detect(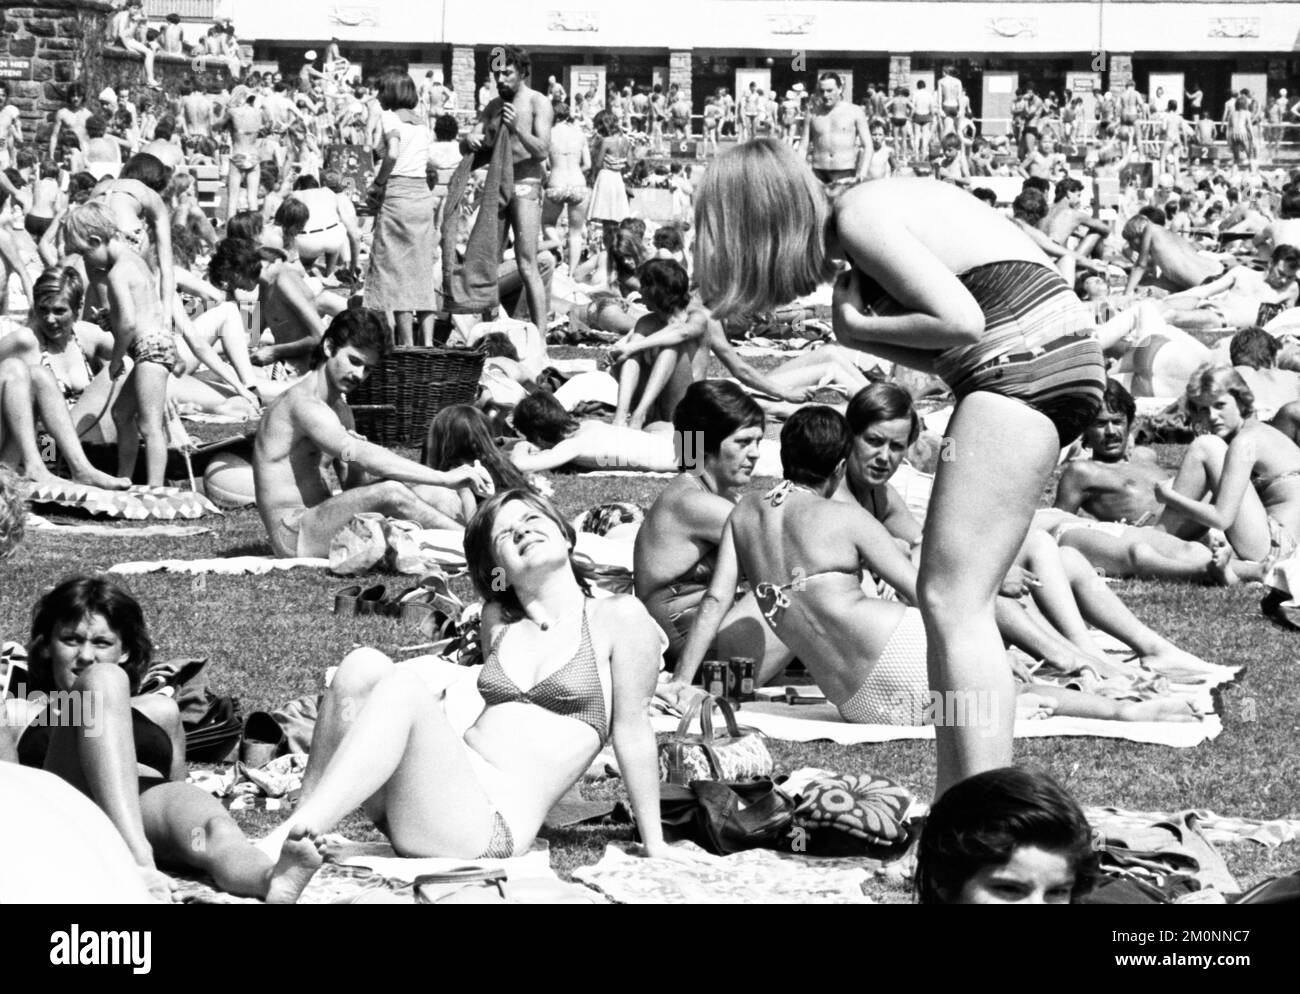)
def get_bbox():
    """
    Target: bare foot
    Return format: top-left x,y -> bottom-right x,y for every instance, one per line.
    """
70,464 -> 133,491
1015,692 -> 1058,720
1116,697 -> 1201,722
23,464 -> 61,487
1205,537 -> 1239,586
1138,646 -> 1217,683
141,865 -> 177,903
264,827 -> 325,904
